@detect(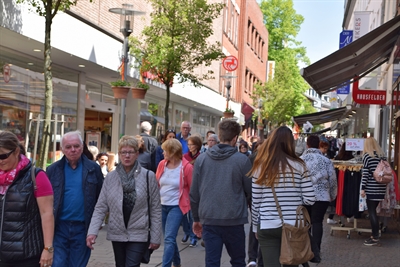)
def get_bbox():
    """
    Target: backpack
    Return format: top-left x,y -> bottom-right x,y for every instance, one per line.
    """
373,159 -> 393,184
